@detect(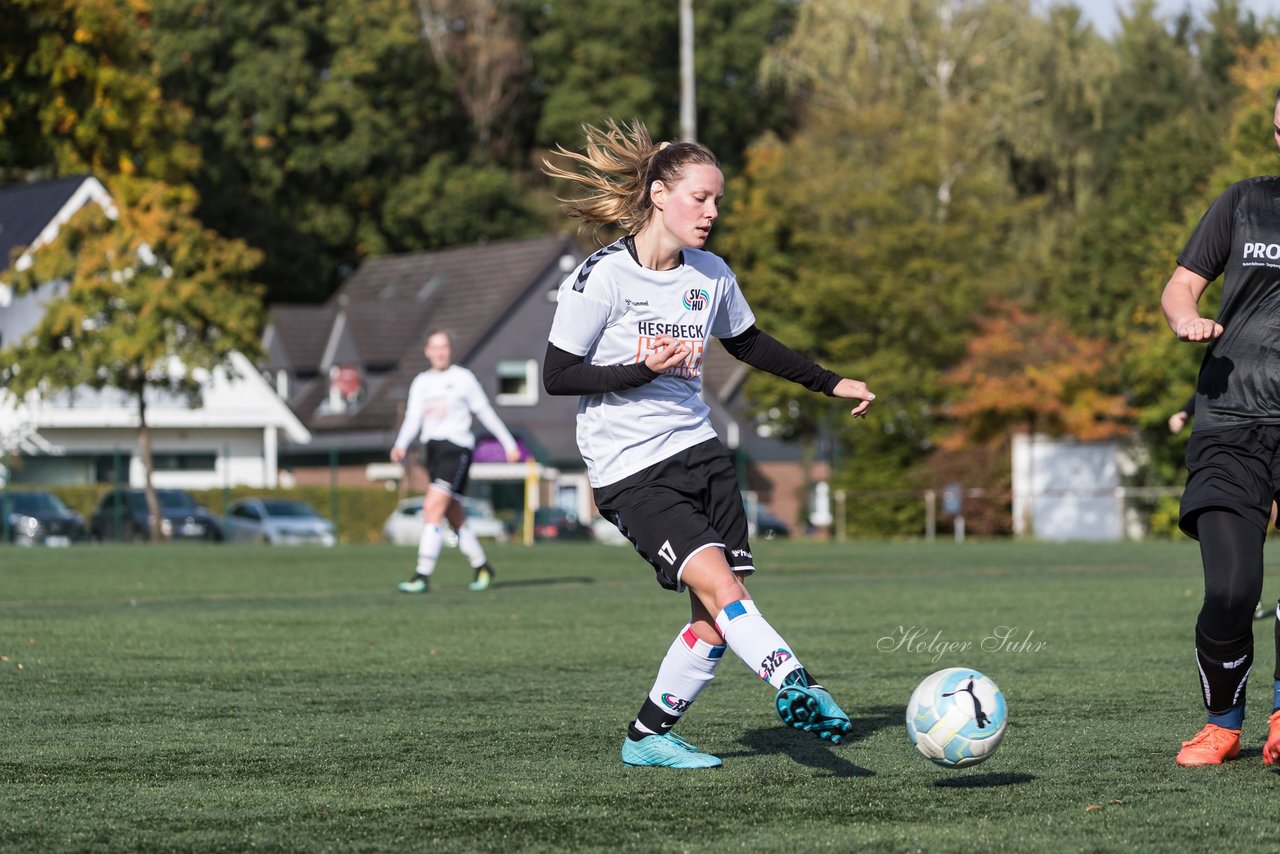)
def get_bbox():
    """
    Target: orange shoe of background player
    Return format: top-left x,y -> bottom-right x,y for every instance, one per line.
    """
1176,723 -> 1242,766
1262,710 -> 1280,767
